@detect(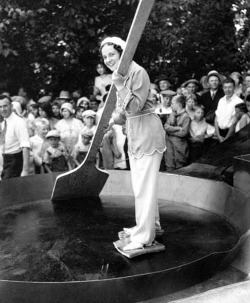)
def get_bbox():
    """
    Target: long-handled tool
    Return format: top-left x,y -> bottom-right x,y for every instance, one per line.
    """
51,0 -> 155,202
